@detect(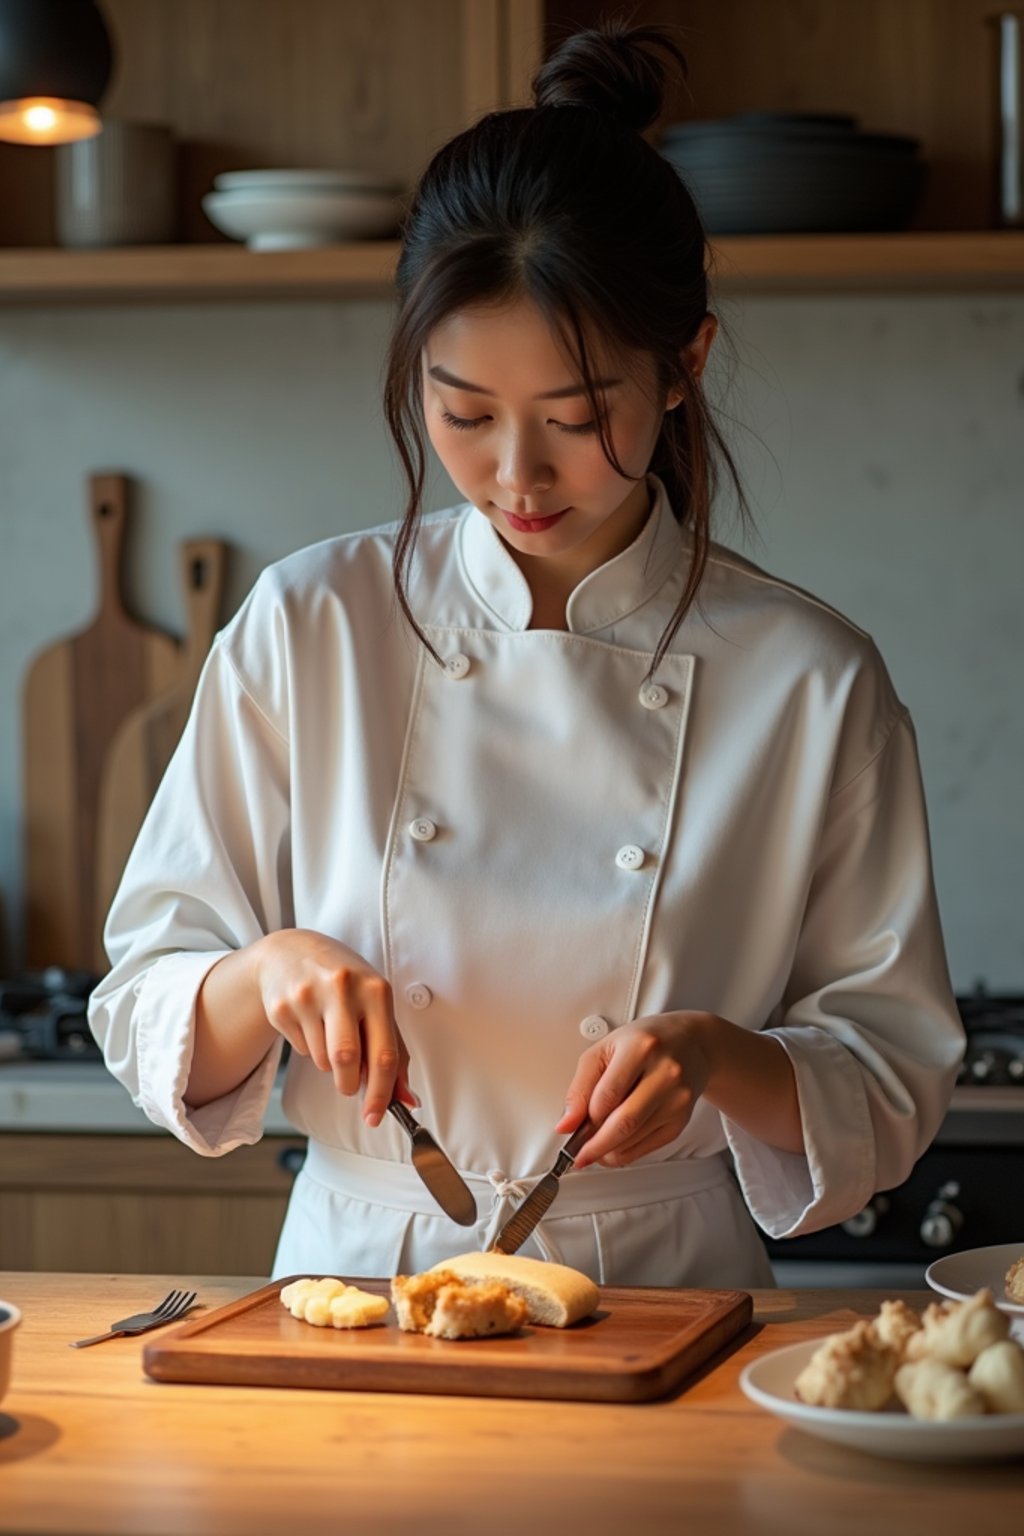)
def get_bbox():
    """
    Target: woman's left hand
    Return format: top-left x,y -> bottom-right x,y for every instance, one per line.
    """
555,1011 -> 719,1168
